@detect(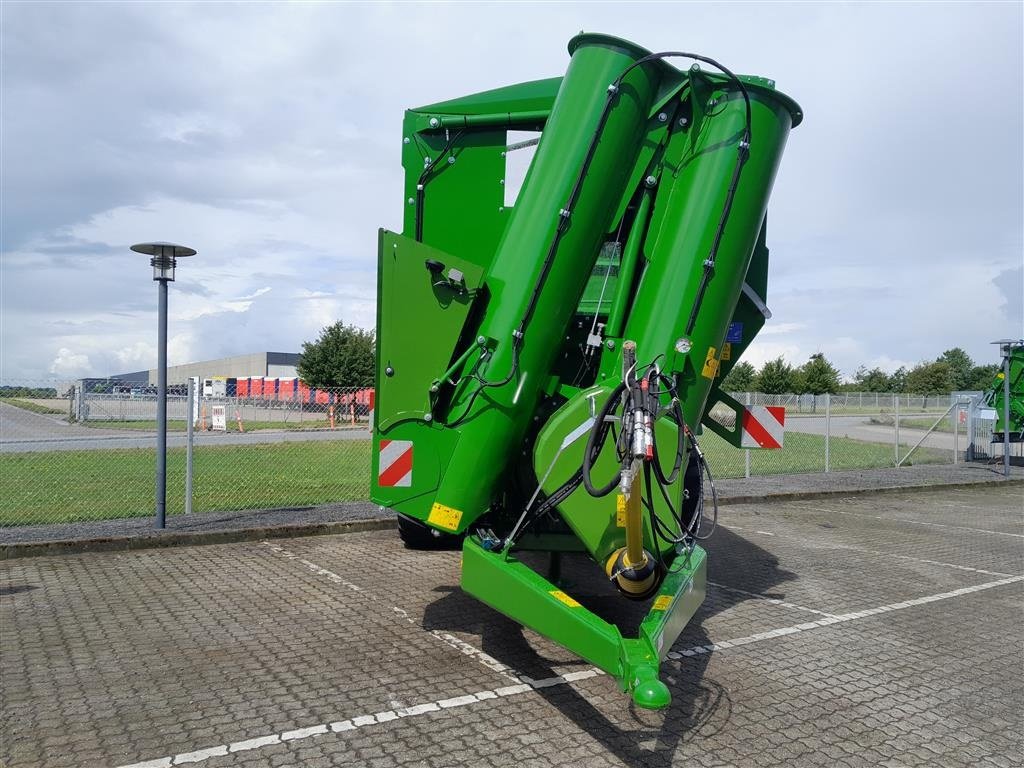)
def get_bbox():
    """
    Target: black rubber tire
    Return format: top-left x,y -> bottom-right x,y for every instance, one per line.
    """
396,514 -> 463,550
